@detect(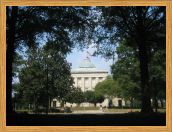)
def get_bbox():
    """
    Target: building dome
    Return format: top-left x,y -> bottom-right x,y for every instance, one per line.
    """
71,57 -> 108,73
79,58 -> 96,68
